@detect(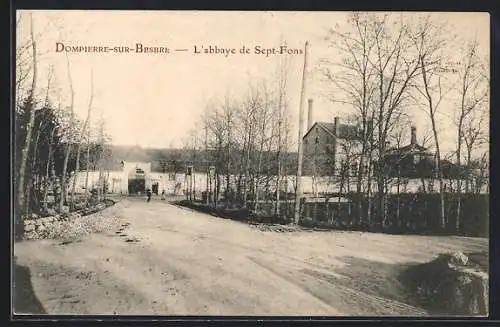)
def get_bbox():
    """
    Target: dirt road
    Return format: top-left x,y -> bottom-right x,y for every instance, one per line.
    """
14,198 -> 488,316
